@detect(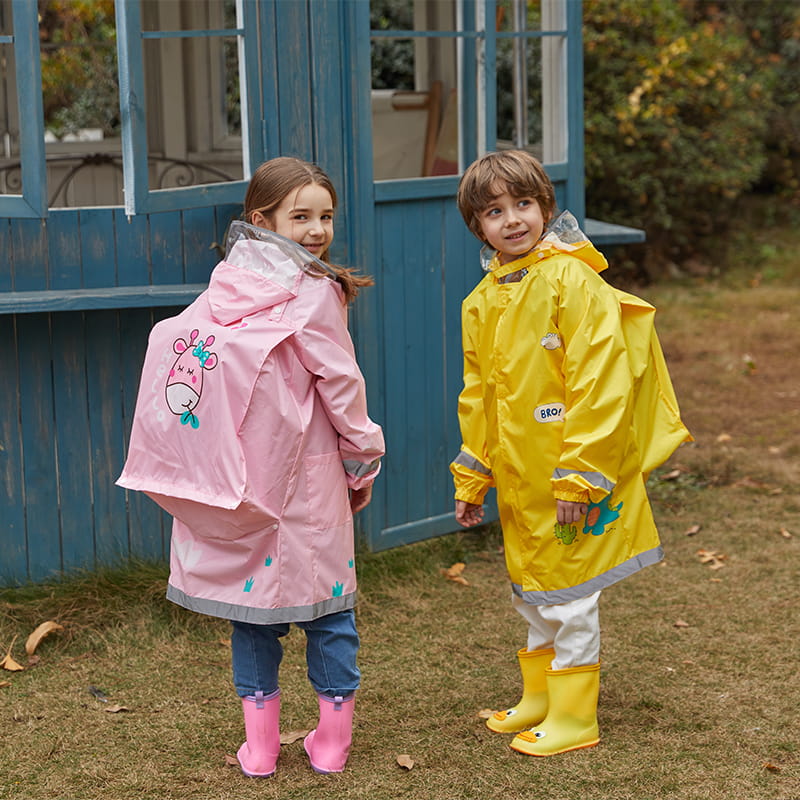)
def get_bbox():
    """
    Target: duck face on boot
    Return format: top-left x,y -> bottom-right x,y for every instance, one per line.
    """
510,662 -> 600,757
487,647 -> 553,733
